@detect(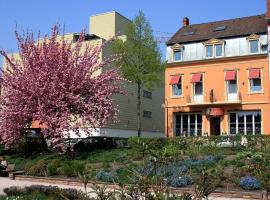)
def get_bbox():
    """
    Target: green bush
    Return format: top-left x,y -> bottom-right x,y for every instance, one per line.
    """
71,161 -> 85,175
15,136 -> 48,155
46,159 -> 61,176
25,160 -> 47,176
73,137 -> 117,152
59,162 -> 74,177
128,137 -> 167,151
